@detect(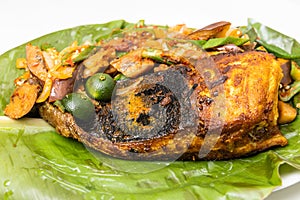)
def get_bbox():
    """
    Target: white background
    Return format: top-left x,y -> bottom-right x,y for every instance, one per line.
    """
1,0 -> 300,199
